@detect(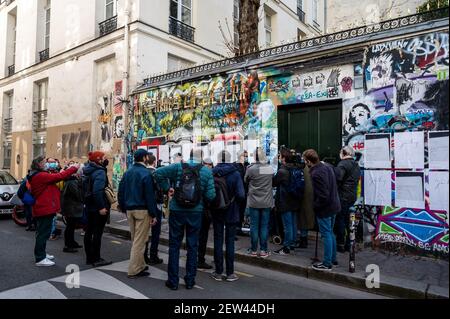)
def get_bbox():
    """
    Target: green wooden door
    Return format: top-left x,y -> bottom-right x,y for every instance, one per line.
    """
278,102 -> 342,165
